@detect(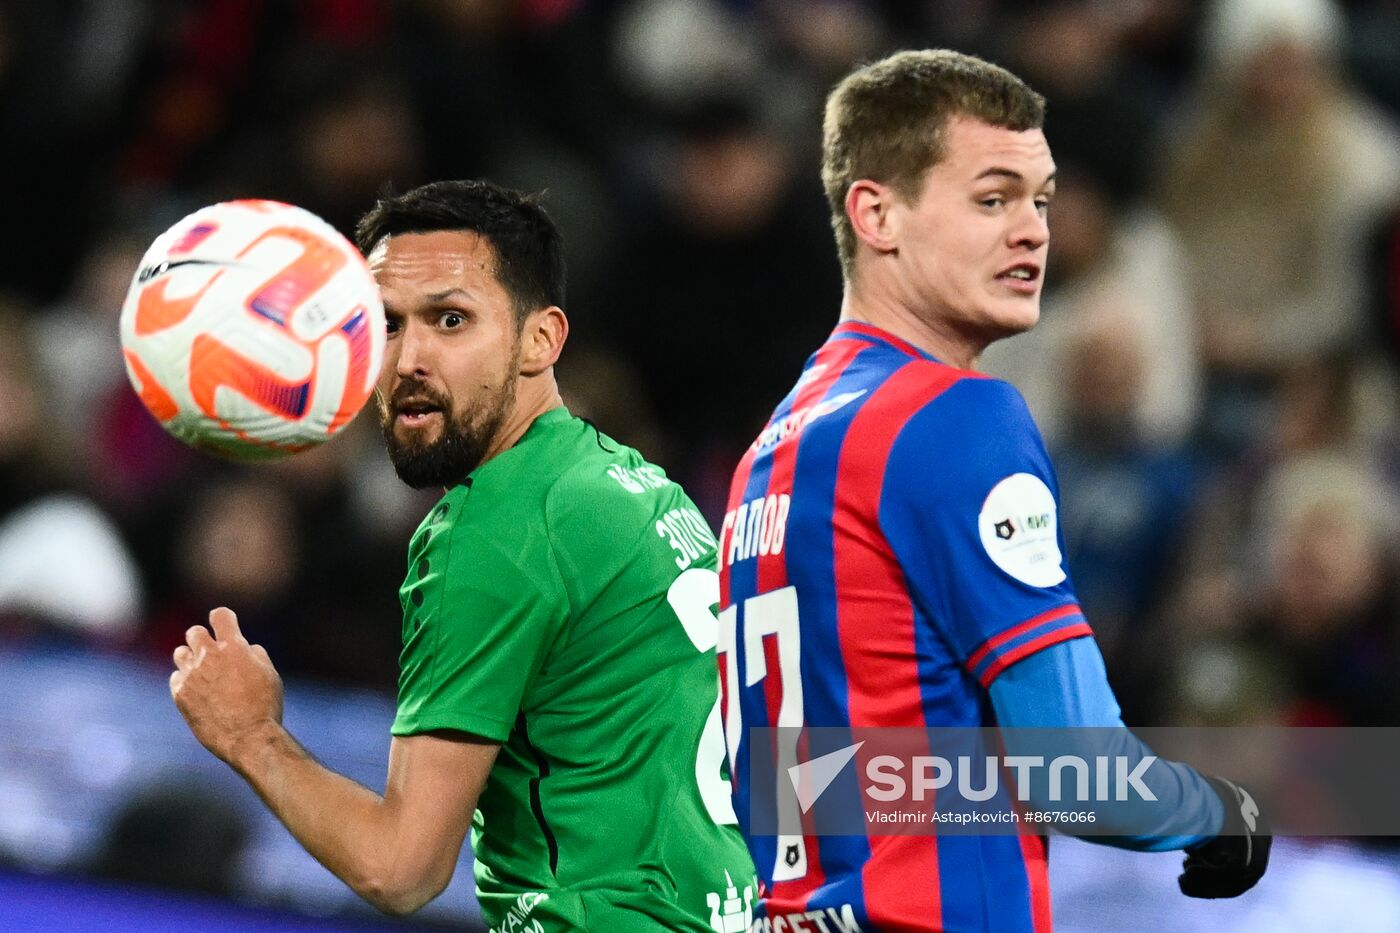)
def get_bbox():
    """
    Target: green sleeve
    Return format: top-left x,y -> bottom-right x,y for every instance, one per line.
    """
391,507 -> 568,741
